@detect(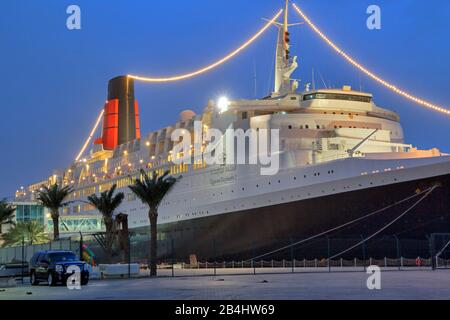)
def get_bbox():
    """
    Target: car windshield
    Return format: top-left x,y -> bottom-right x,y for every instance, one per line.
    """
48,252 -> 77,262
